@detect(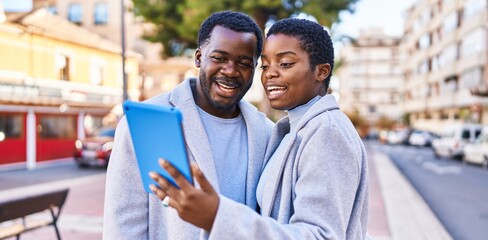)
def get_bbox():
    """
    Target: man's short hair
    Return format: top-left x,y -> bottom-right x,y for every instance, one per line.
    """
198,11 -> 263,57
267,18 -> 335,84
